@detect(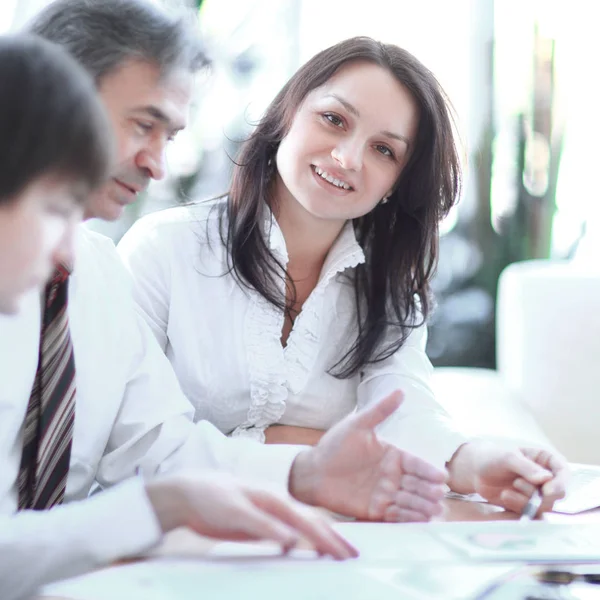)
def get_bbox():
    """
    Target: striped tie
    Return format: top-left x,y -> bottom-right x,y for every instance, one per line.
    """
17,266 -> 76,510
